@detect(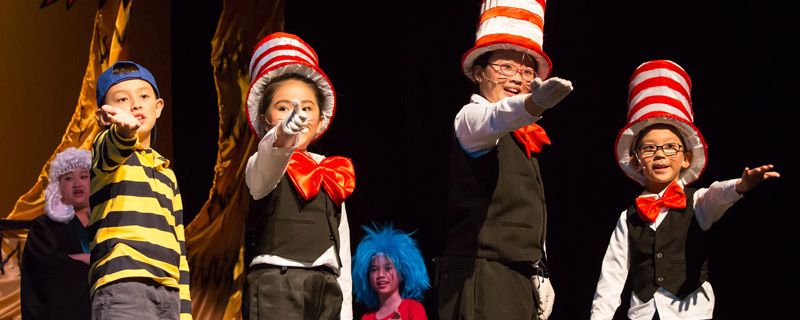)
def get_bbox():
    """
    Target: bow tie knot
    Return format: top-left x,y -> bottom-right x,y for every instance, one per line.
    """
513,123 -> 551,158
286,151 -> 355,205
635,181 -> 686,222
